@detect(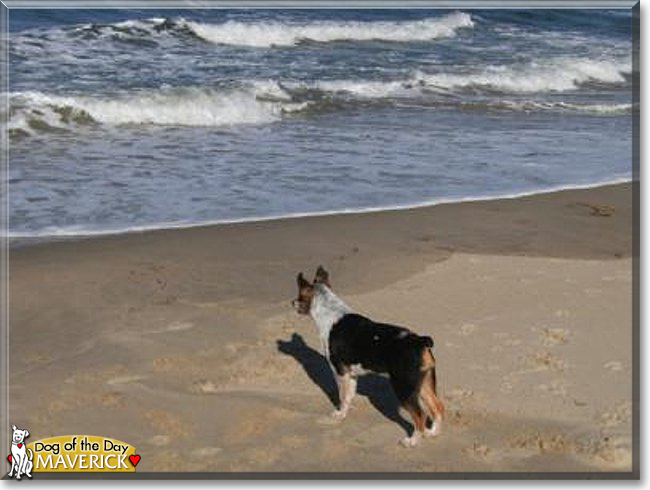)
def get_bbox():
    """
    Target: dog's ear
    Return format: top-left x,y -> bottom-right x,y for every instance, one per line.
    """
314,265 -> 330,287
23,430 -> 29,438
296,272 -> 312,290
11,425 -> 16,431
